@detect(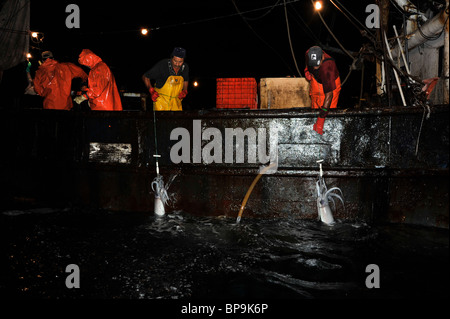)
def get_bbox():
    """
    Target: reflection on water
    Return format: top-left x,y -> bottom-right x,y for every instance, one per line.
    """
1,207 -> 448,299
